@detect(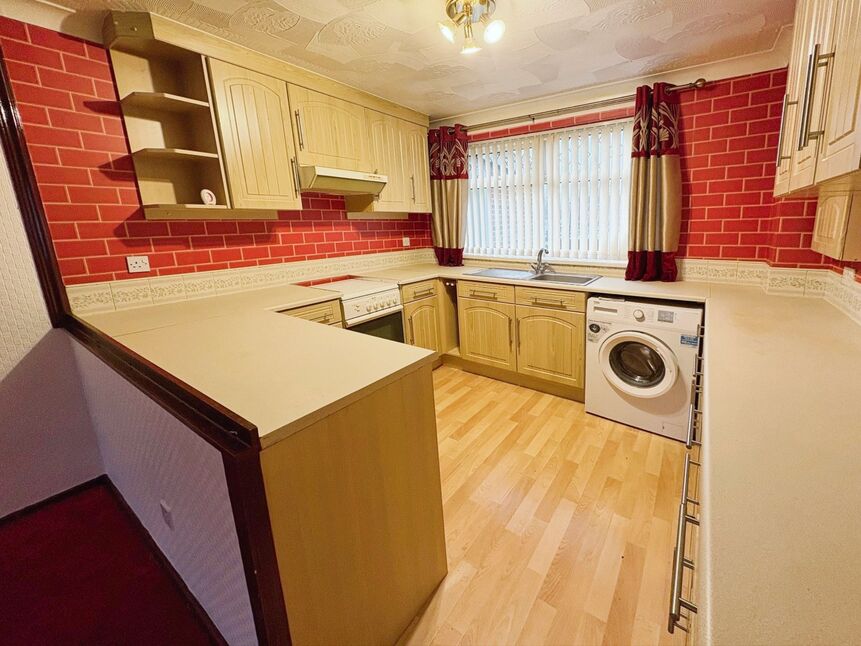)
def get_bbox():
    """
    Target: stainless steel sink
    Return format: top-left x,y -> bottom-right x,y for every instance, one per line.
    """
528,273 -> 599,286
468,267 -> 599,286
469,268 -> 536,280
